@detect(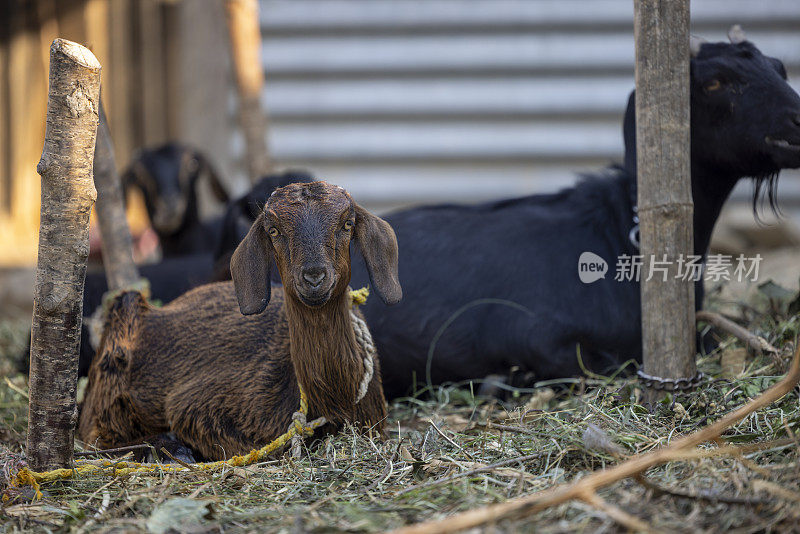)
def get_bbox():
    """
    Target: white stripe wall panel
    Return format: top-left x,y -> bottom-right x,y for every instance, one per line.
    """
242,0 -> 800,209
